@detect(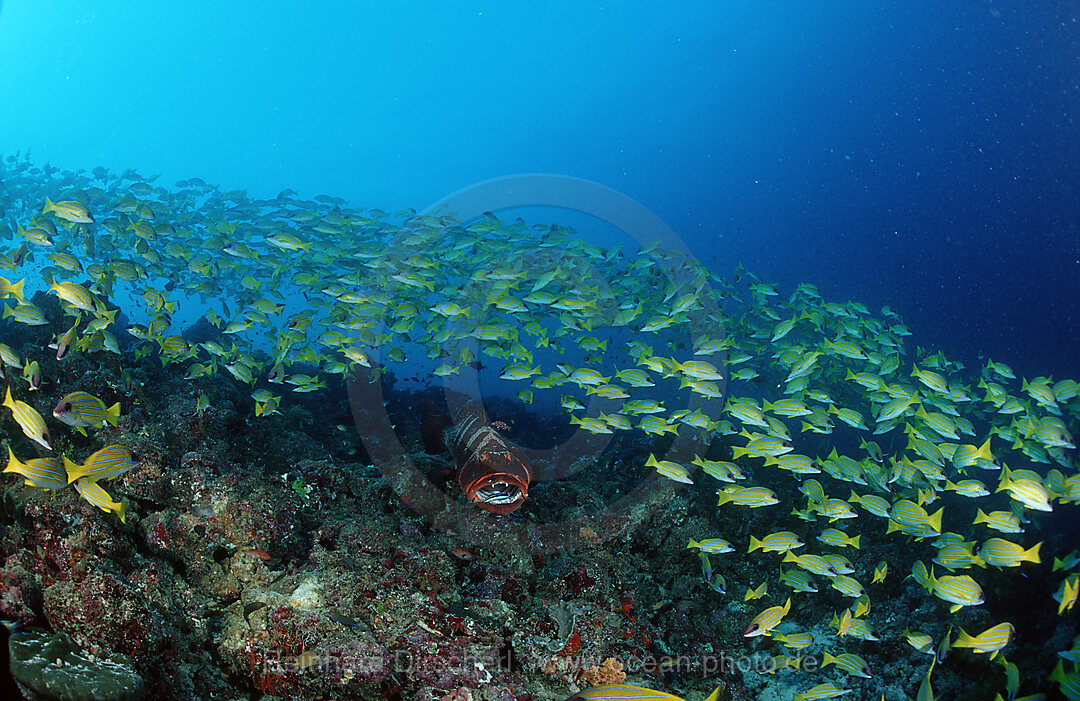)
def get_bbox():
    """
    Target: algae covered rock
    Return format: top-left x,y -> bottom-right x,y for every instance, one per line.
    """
9,629 -> 145,701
